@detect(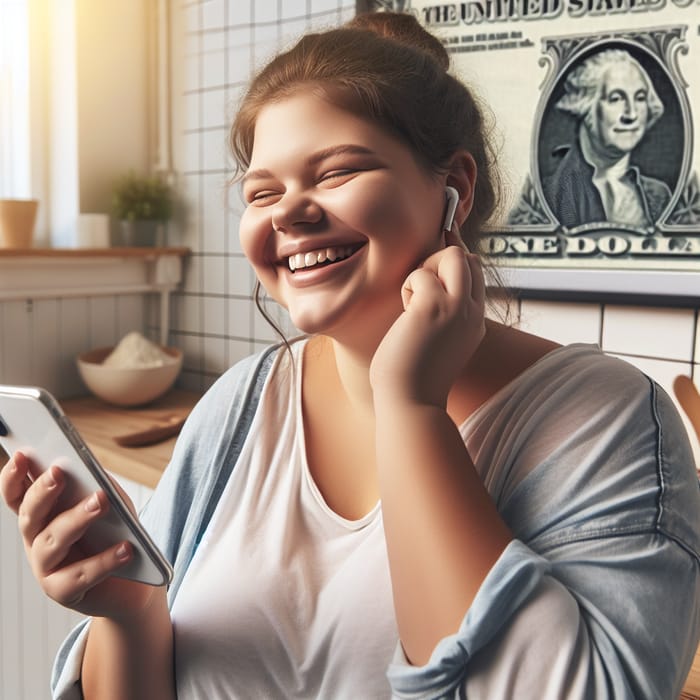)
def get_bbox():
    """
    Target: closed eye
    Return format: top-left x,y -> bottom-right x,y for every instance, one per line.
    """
247,191 -> 280,205
318,169 -> 362,187
321,169 -> 354,179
